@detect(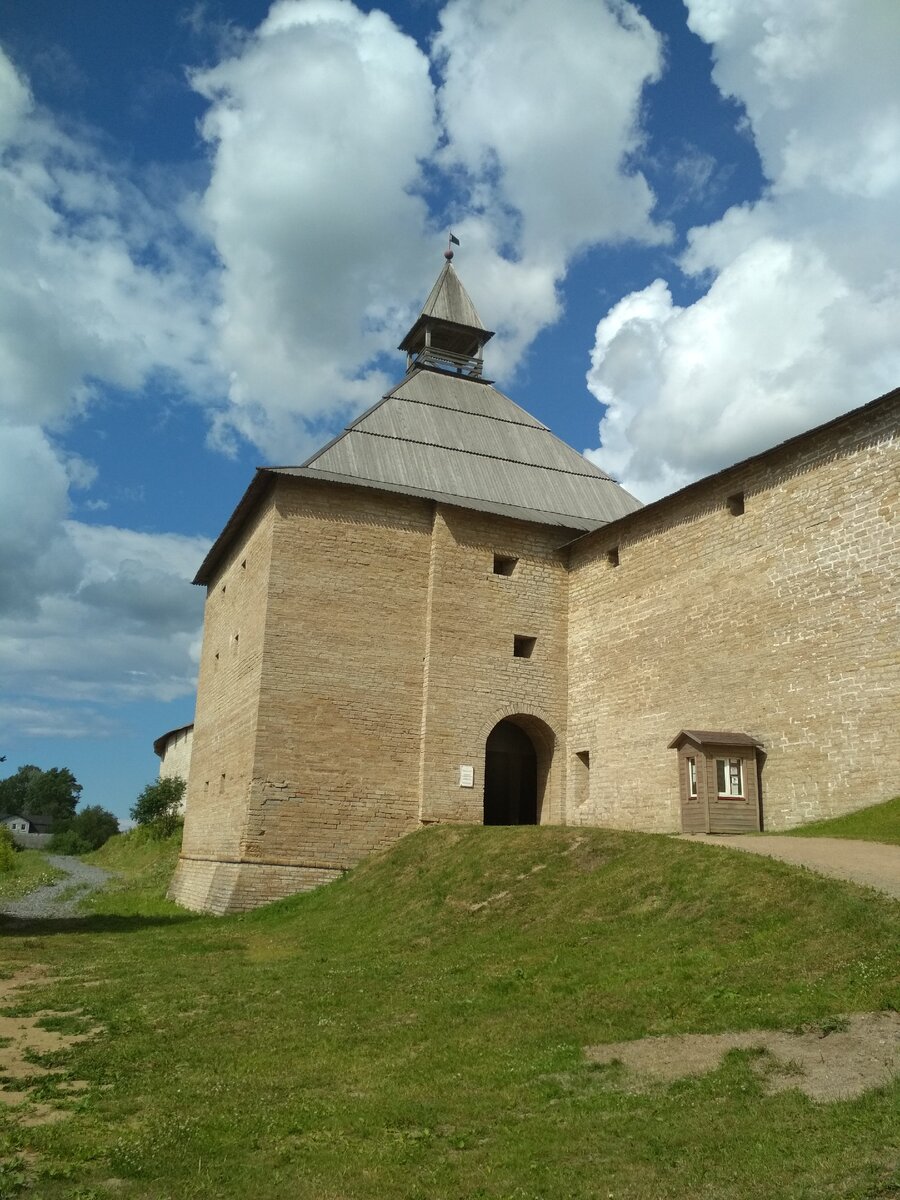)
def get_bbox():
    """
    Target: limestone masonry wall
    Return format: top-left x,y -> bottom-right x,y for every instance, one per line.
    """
419,507 -> 570,824
169,495 -> 275,910
157,727 -> 193,787
566,400 -> 899,832
239,479 -> 434,890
